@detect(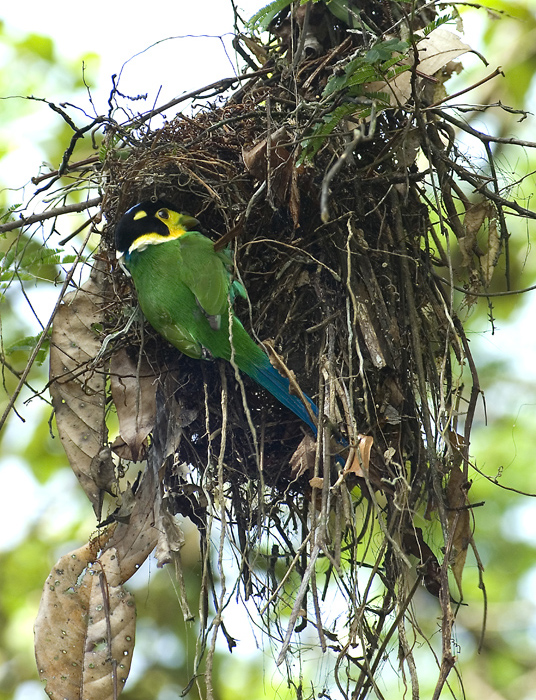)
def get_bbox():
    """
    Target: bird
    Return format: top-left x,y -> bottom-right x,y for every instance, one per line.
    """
114,199 -> 319,435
